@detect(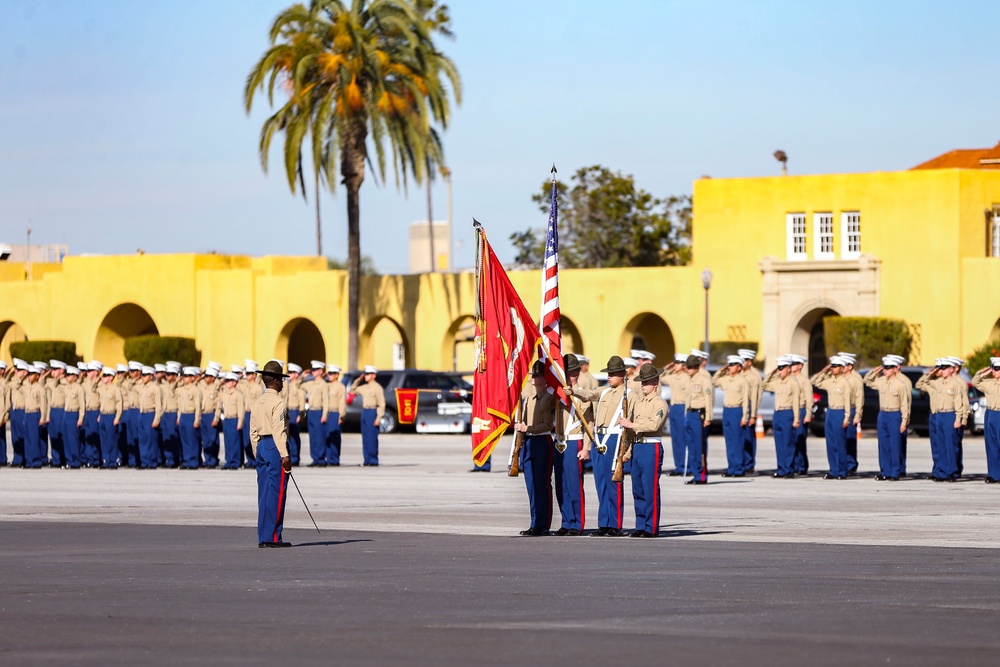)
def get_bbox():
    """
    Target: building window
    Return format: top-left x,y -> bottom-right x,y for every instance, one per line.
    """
786,213 -> 807,260
842,211 -> 861,259
814,212 -> 834,259
992,206 -> 1000,258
